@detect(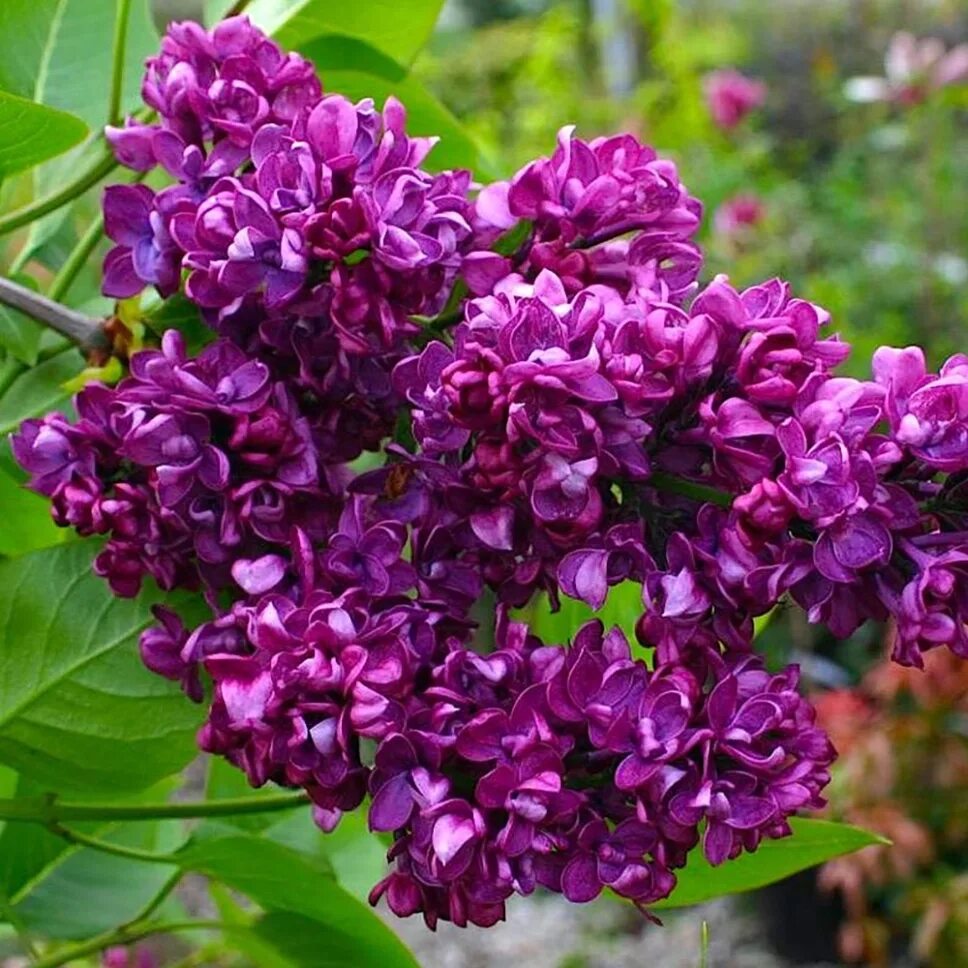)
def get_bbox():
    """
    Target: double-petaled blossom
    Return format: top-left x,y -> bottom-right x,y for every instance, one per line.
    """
469,126 -> 702,301
703,69 -> 766,130
874,346 -> 968,473
102,184 -> 187,298
713,194 -> 764,240
12,330 -> 329,598
109,15 -> 321,157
